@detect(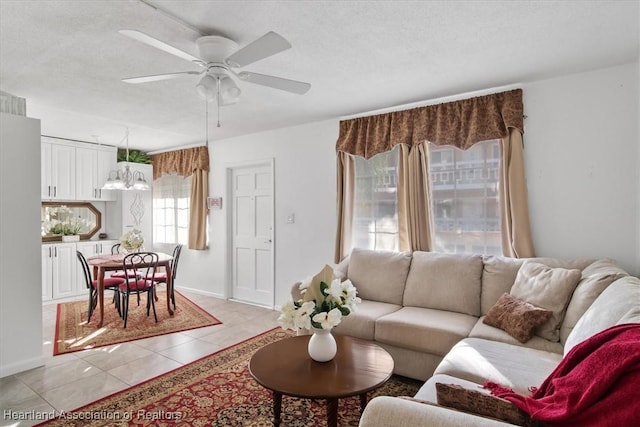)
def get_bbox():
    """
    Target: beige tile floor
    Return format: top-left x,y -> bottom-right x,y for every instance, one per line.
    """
0,290 -> 281,427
